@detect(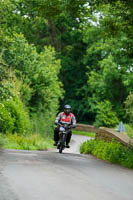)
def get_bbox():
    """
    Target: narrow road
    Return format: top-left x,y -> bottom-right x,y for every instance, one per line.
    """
0,135 -> 133,200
